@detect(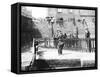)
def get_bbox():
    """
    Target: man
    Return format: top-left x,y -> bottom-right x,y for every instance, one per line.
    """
57,30 -> 64,55
85,29 -> 91,52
